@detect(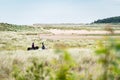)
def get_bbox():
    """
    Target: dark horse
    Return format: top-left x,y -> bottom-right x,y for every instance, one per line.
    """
27,46 -> 39,51
27,42 -> 39,51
